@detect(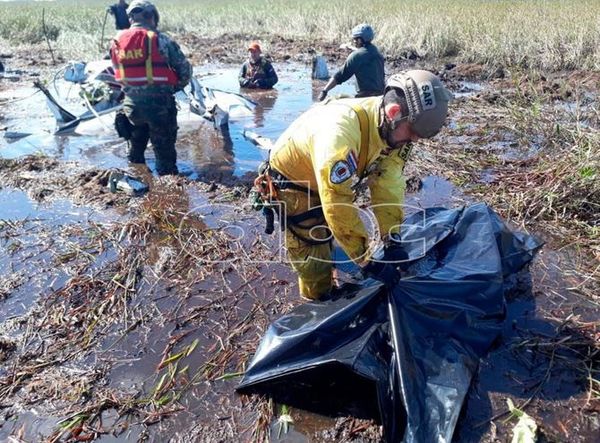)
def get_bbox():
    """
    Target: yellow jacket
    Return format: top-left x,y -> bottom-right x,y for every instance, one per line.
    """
270,97 -> 406,263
